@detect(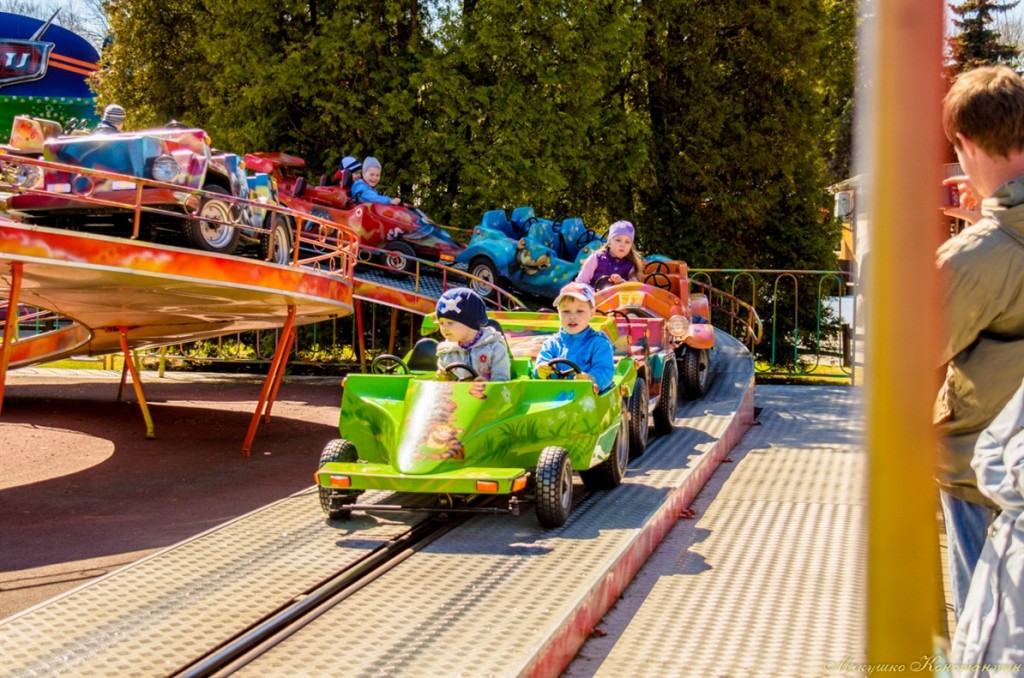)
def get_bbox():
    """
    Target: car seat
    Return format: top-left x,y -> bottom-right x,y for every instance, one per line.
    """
525,219 -> 559,254
480,210 -> 514,238
407,337 -> 439,371
509,206 -> 536,238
